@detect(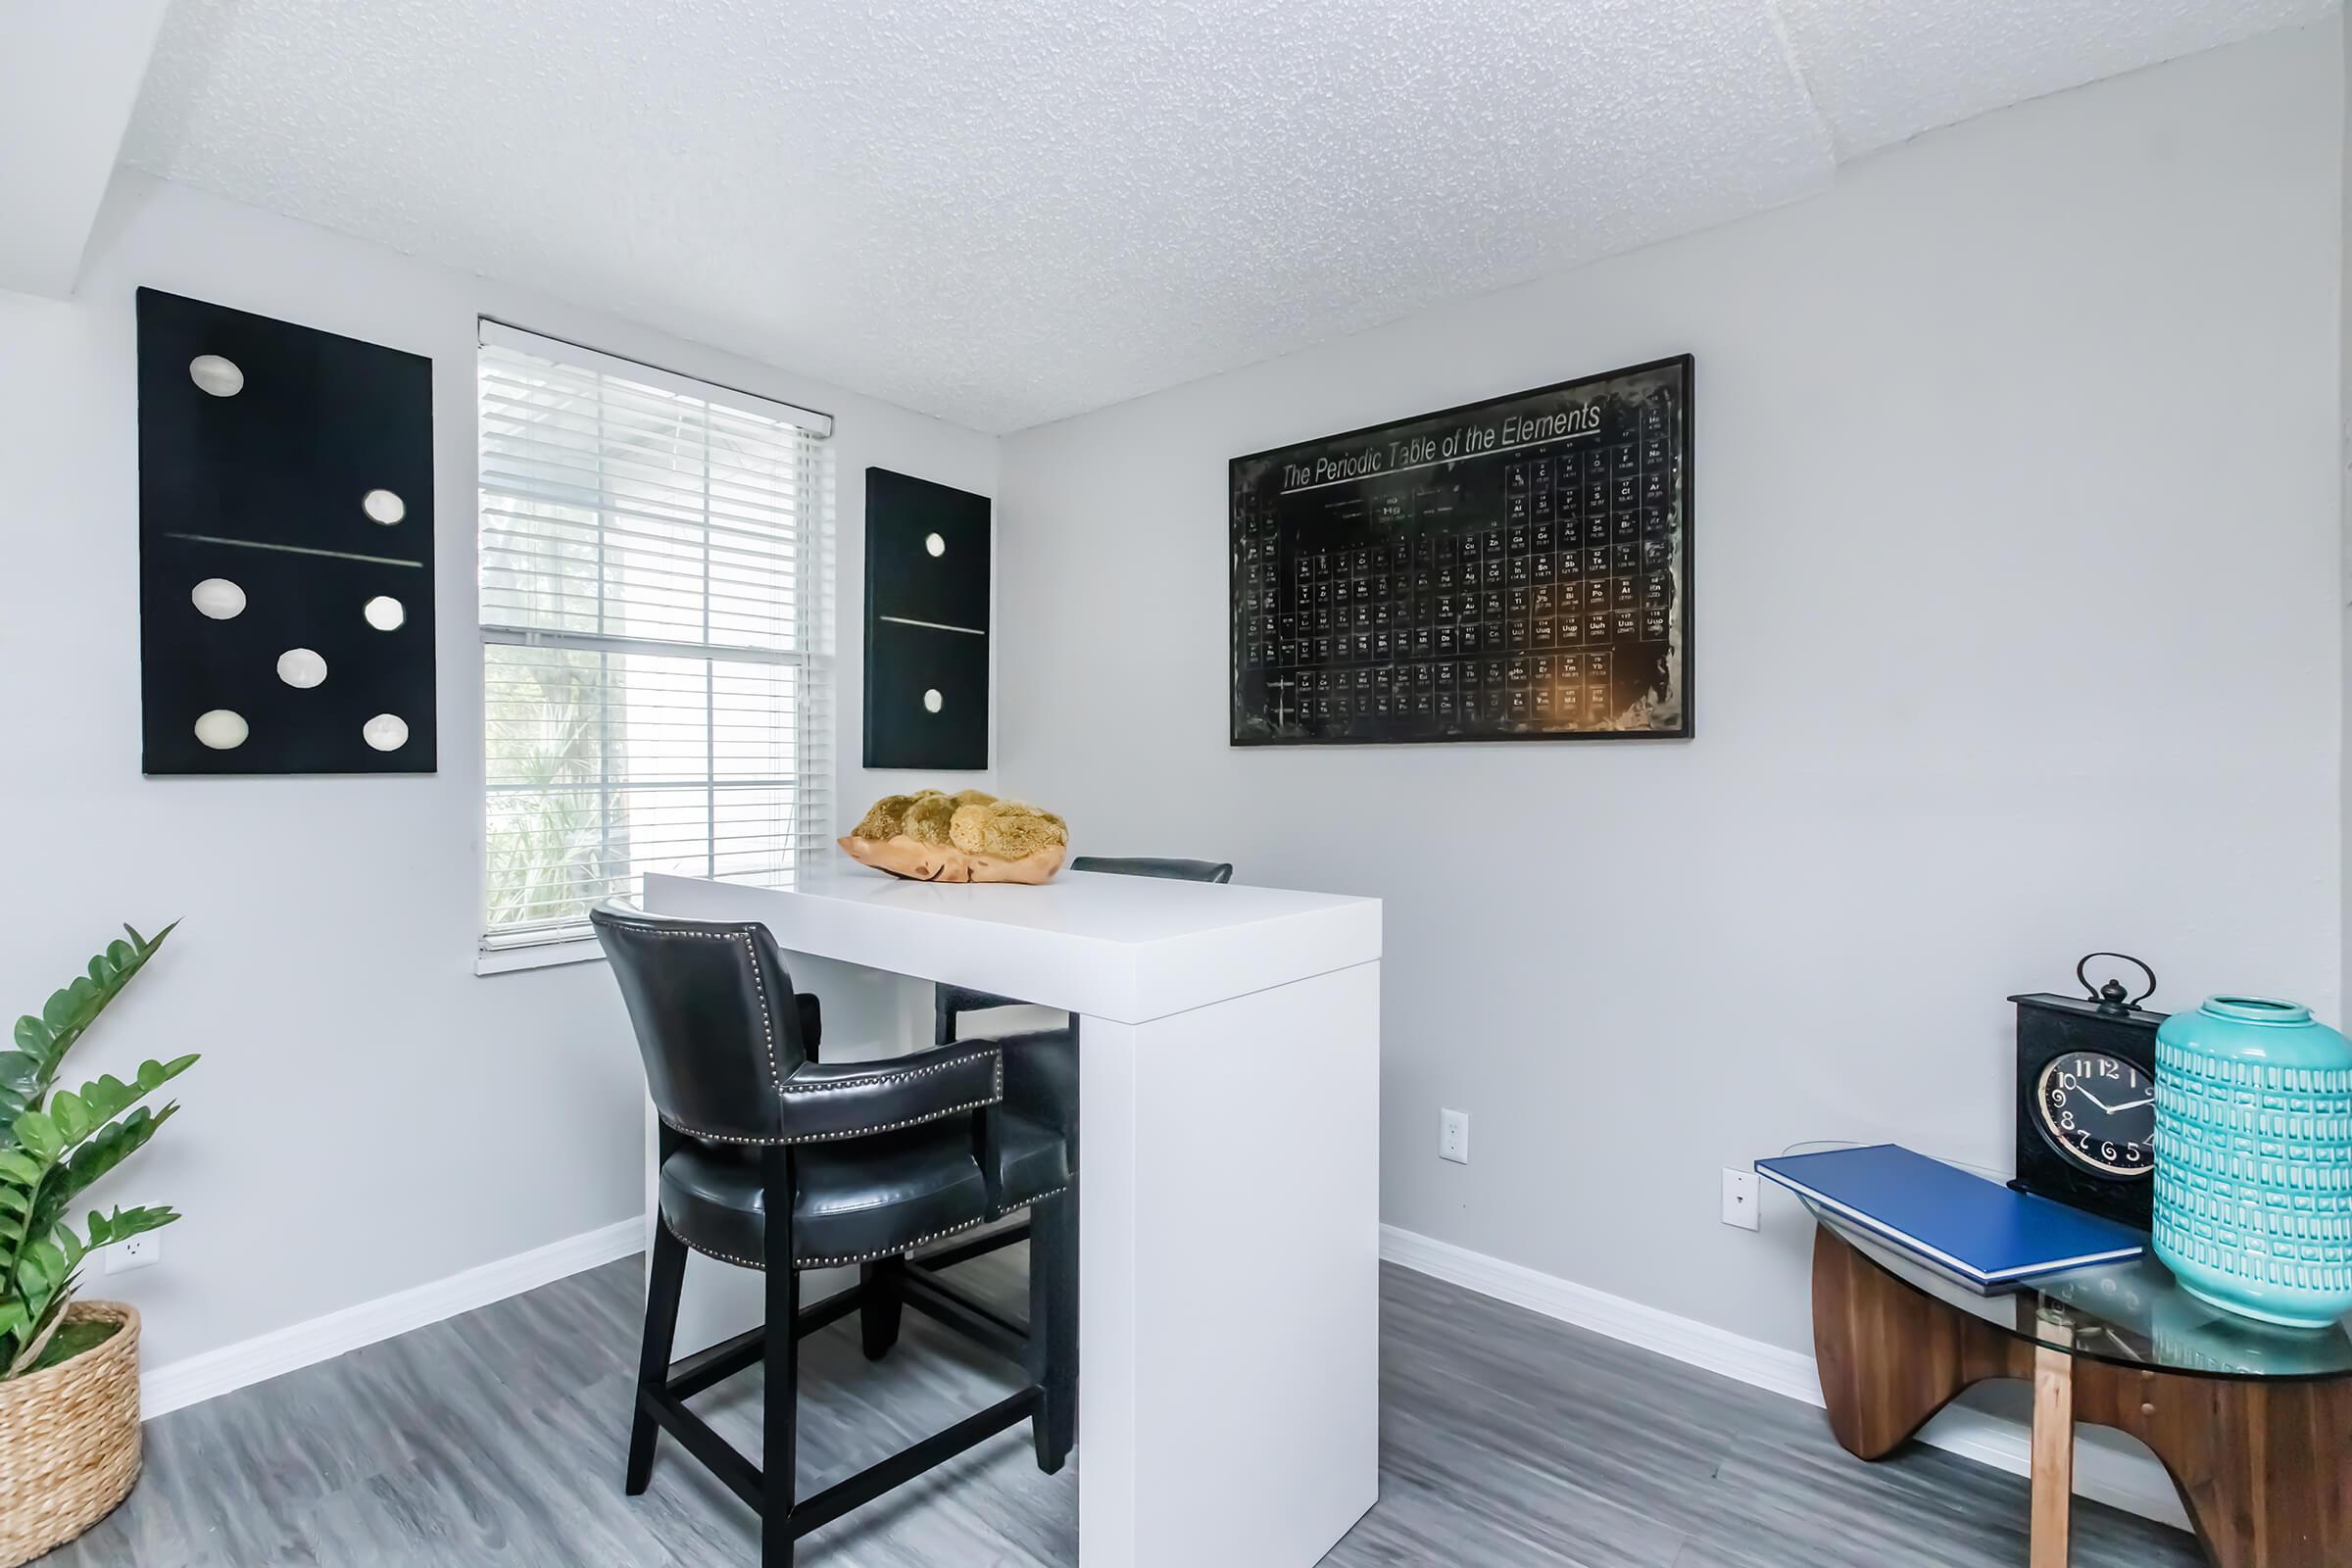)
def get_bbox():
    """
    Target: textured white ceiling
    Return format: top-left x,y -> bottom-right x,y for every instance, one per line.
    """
122,0 -> 2331,433
1778,0 -> 2331,158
